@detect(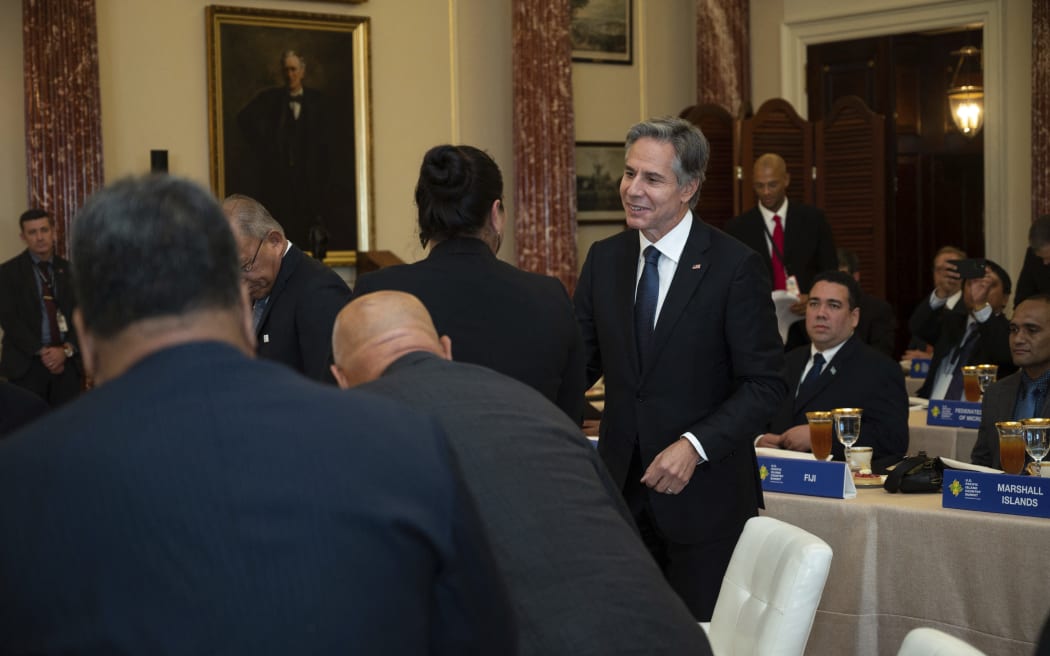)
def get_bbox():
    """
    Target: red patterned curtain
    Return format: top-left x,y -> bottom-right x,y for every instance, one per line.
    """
512,0 -> 577,290
23,0 -> 104,258
696,0 -> 750,116
1034,0 -> 1050,220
